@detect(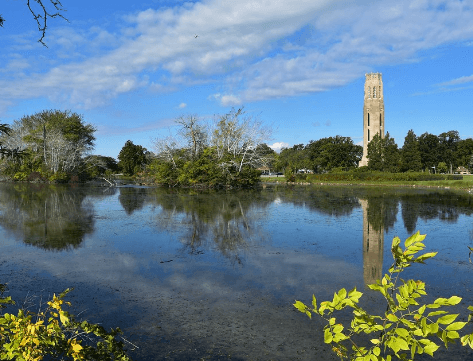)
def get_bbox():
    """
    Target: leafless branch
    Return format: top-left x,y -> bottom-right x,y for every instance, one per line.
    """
26,0 -> 68,46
